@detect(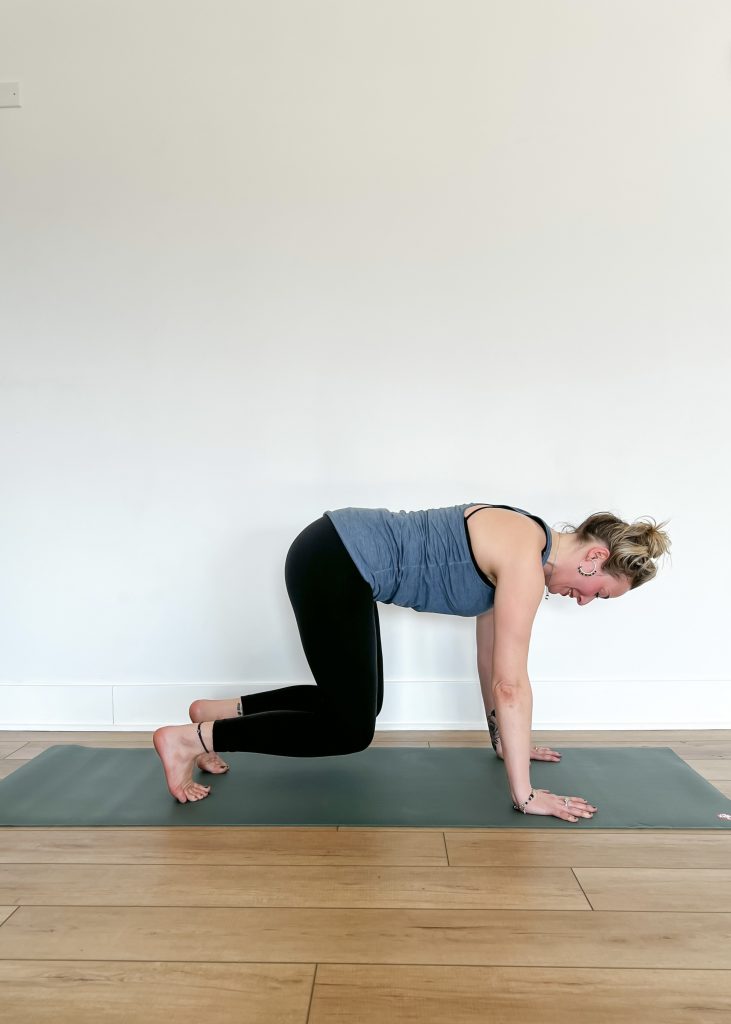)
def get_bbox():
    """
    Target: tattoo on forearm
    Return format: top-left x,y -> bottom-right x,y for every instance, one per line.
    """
487,708 -> 497,749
